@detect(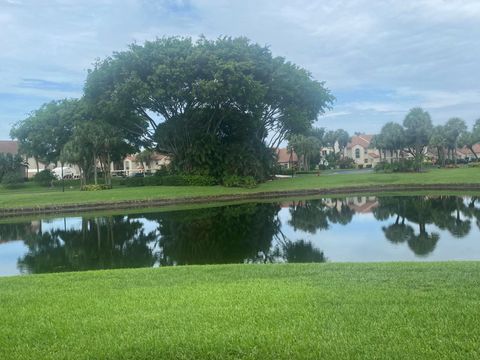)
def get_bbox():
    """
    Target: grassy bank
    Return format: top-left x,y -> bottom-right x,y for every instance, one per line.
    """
1,262 -> 479,359
1,167 -> 479,211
